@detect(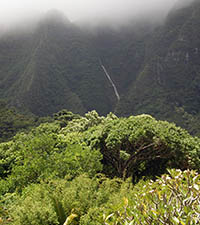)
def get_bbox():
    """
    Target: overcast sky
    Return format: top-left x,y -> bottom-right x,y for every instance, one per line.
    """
0,0 -> 179,27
